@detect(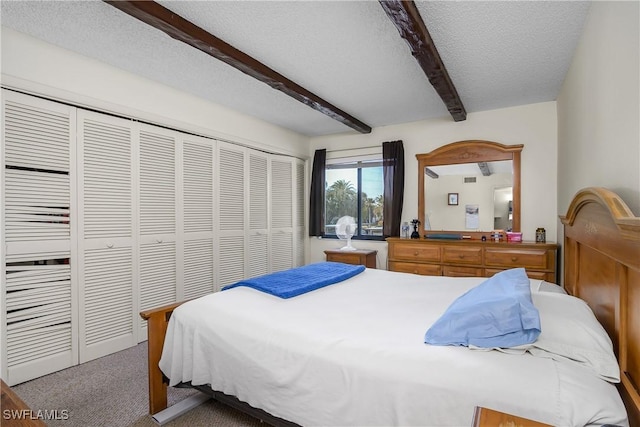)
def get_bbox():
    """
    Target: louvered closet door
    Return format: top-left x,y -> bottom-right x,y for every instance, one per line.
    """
138,125 -> 177,338
248,151 -> 269,278
270,157 -> 294,272
182,137 -> 214,300
216,142 -> 246,289
294,159 -> 306,267
77,110 -> 136,362
1,91 -> 78,385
